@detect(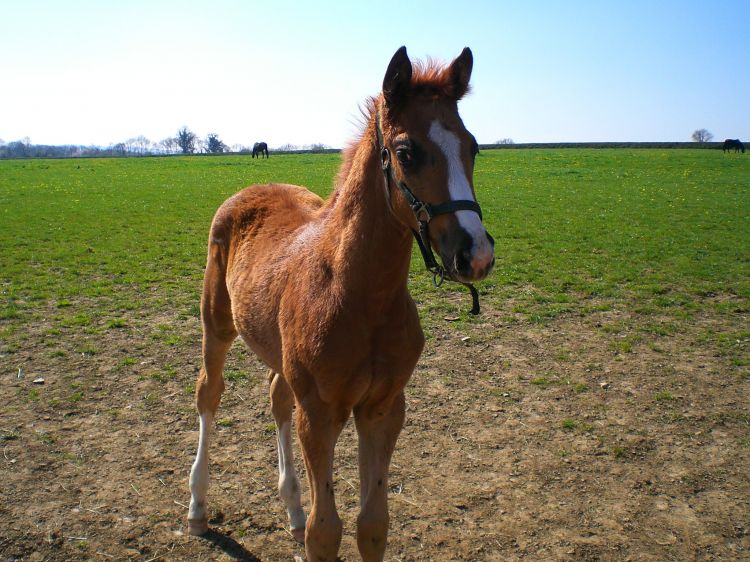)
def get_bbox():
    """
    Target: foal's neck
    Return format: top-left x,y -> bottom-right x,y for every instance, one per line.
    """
325,120 -> 413,302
